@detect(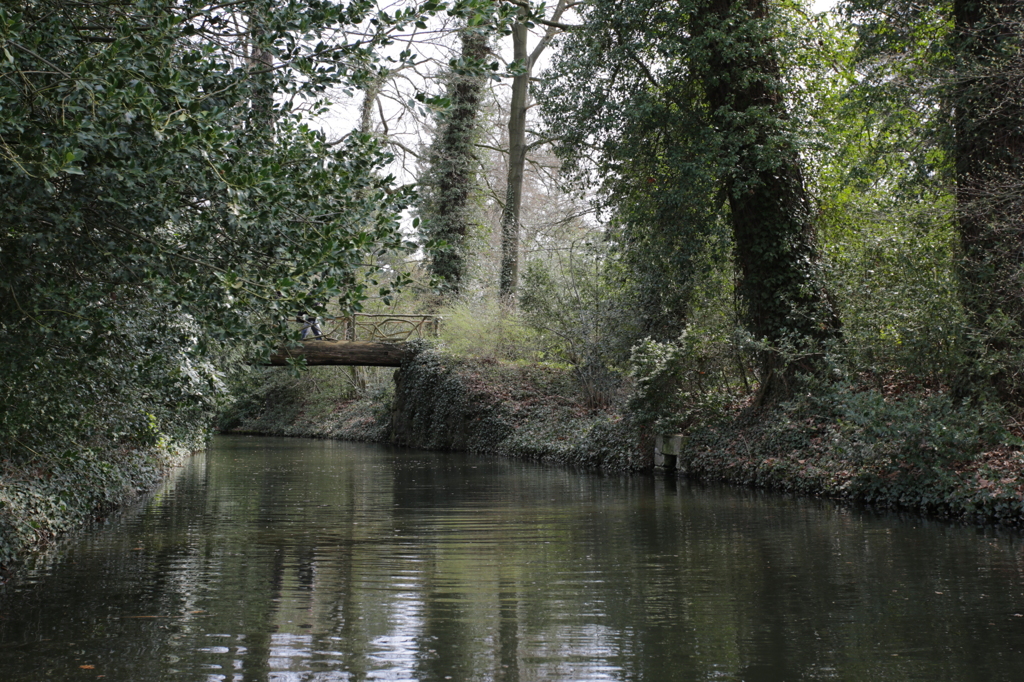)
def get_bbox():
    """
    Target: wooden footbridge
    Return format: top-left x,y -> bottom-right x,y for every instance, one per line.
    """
268,313 -> 439,367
